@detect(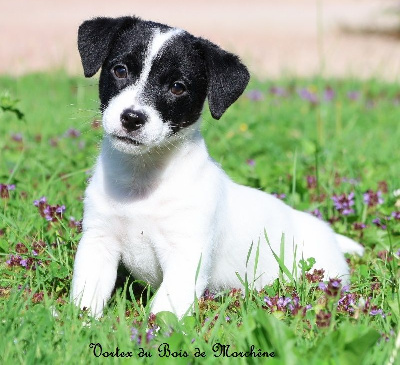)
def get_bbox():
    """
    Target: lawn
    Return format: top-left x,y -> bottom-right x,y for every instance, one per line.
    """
0,73 -> 399,364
